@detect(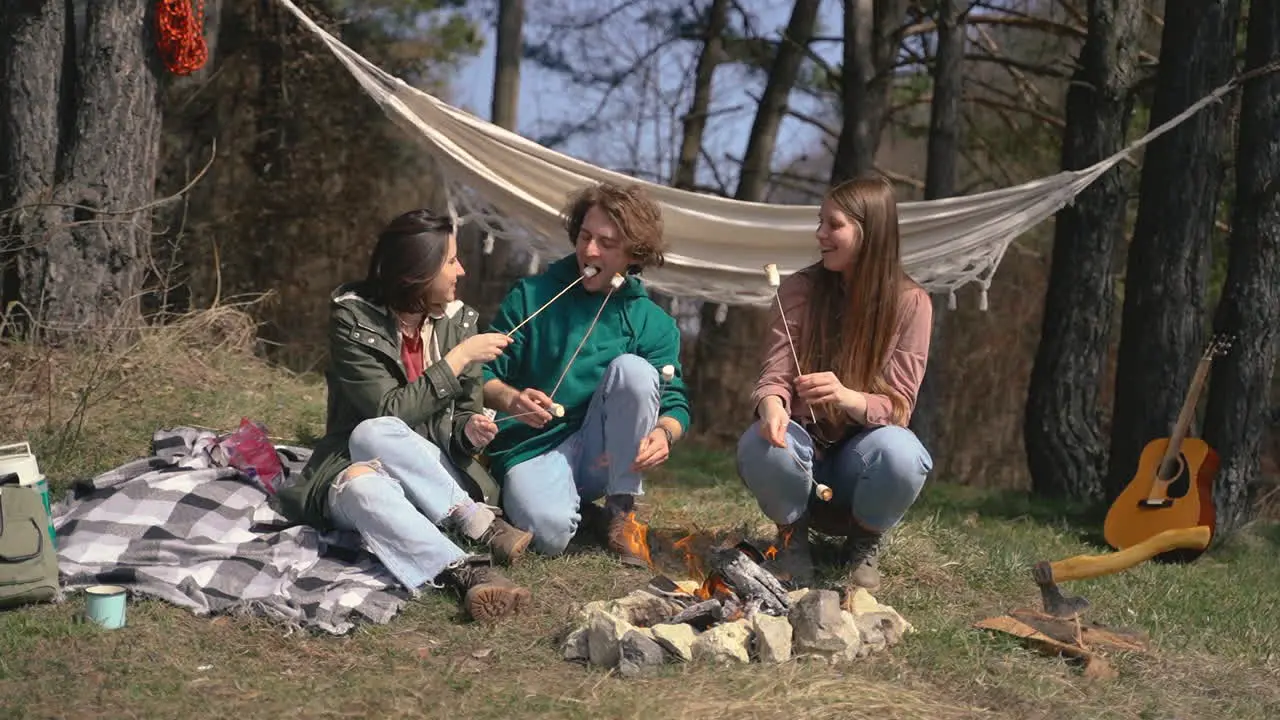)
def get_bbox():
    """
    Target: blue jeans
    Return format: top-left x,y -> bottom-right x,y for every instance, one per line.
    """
736,420 -> 932,533
502,354 -> 660,555
327,417 -> 474,591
